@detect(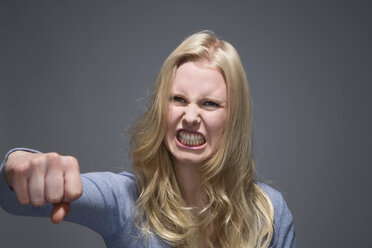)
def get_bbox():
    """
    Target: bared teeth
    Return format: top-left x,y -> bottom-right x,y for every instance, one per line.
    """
178,131 -> 205,146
